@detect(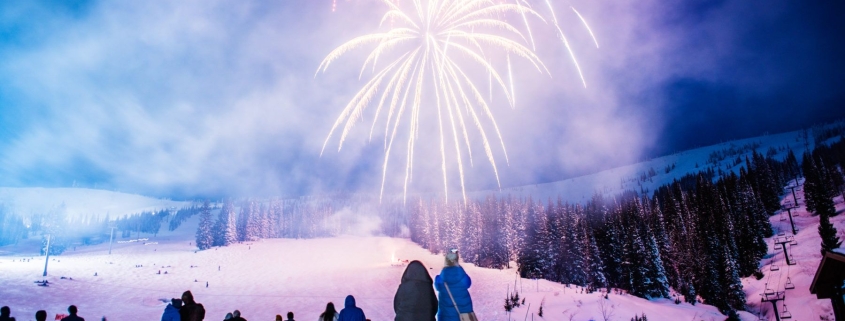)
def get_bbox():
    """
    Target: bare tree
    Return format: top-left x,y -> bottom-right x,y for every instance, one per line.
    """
561,308 -> 579,321
597,298 -> 615,321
